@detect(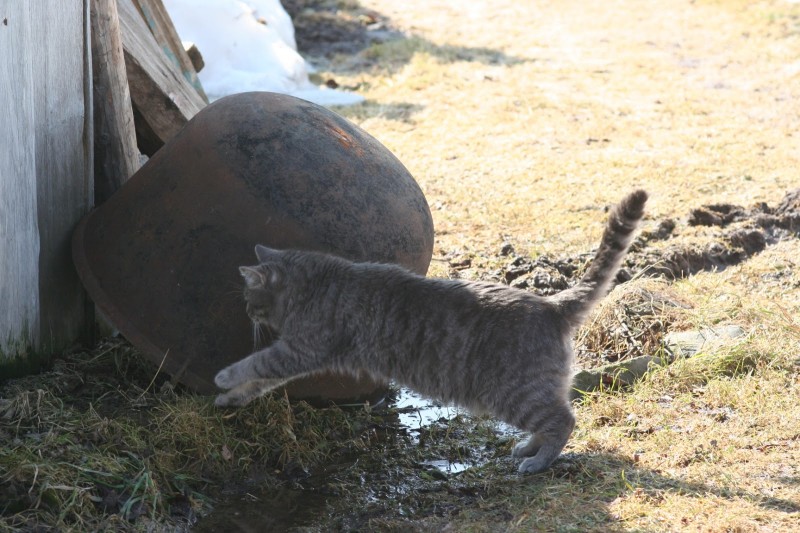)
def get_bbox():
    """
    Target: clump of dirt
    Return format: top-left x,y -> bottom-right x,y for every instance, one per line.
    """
636,218 -> 677,243
628,188 -> 799,279
687,203 -> 750,227
485,245 -> 581,294
460,190 -> 800,367
774,188 -> 800,216
628,238 -> 758,280
482,189 -> 800,297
